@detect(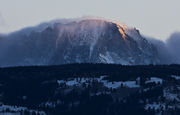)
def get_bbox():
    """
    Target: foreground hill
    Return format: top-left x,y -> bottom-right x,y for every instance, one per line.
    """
0,64 -> 180,115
